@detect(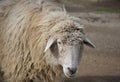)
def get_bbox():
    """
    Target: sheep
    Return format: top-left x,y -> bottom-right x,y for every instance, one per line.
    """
0,0 -> 95,82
